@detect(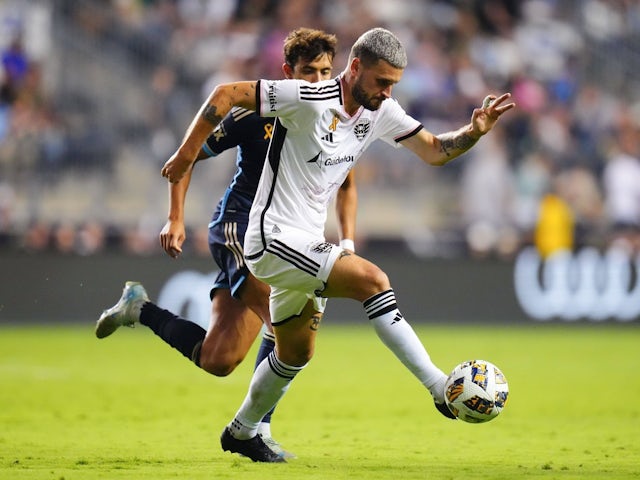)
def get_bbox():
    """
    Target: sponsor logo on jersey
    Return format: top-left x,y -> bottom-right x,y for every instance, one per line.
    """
307,151 -> 354,168
307,151 -> 322,168
354,118 -> 371,141
324,154 -> 354,166
514,246 -> 640,321
267,81 -> 277,112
